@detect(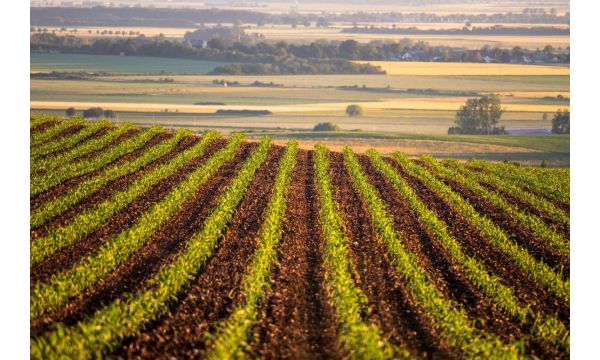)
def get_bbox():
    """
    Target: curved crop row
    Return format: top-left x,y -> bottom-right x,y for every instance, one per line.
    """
30,134 -> 245,319
313,145 -> 407,360
31,137 -> 273,359
426,157 -> 569,257
367,150 -> 569,351
30,126 -> 163,197
31,118 -> 84,148
30,128 -> 194,229
393,153 -> 569,302
30,114 -> 58,129
30,131 -> 219,265
343,147 -> 520,359
31,123 -> 137,175
205,141 -> 298,359
31,120 -> 111,160
468,160 -> 569,207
